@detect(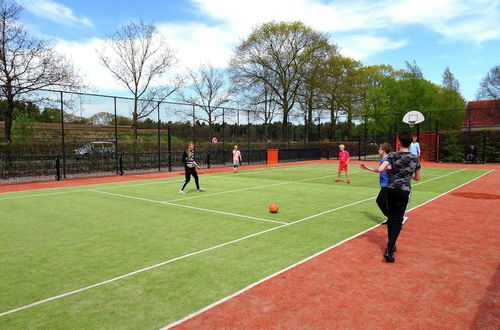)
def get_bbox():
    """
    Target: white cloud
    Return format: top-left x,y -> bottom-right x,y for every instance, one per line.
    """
50,0 -> 499,92
337,35 -> 408,60
20,0 -> 93,27
54,38 -> 116,91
